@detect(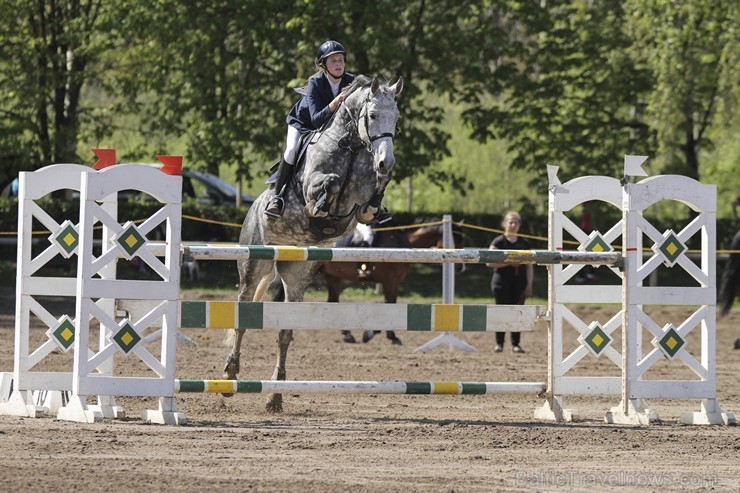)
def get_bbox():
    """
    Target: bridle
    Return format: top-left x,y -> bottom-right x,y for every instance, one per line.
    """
341,93 -> 396,153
